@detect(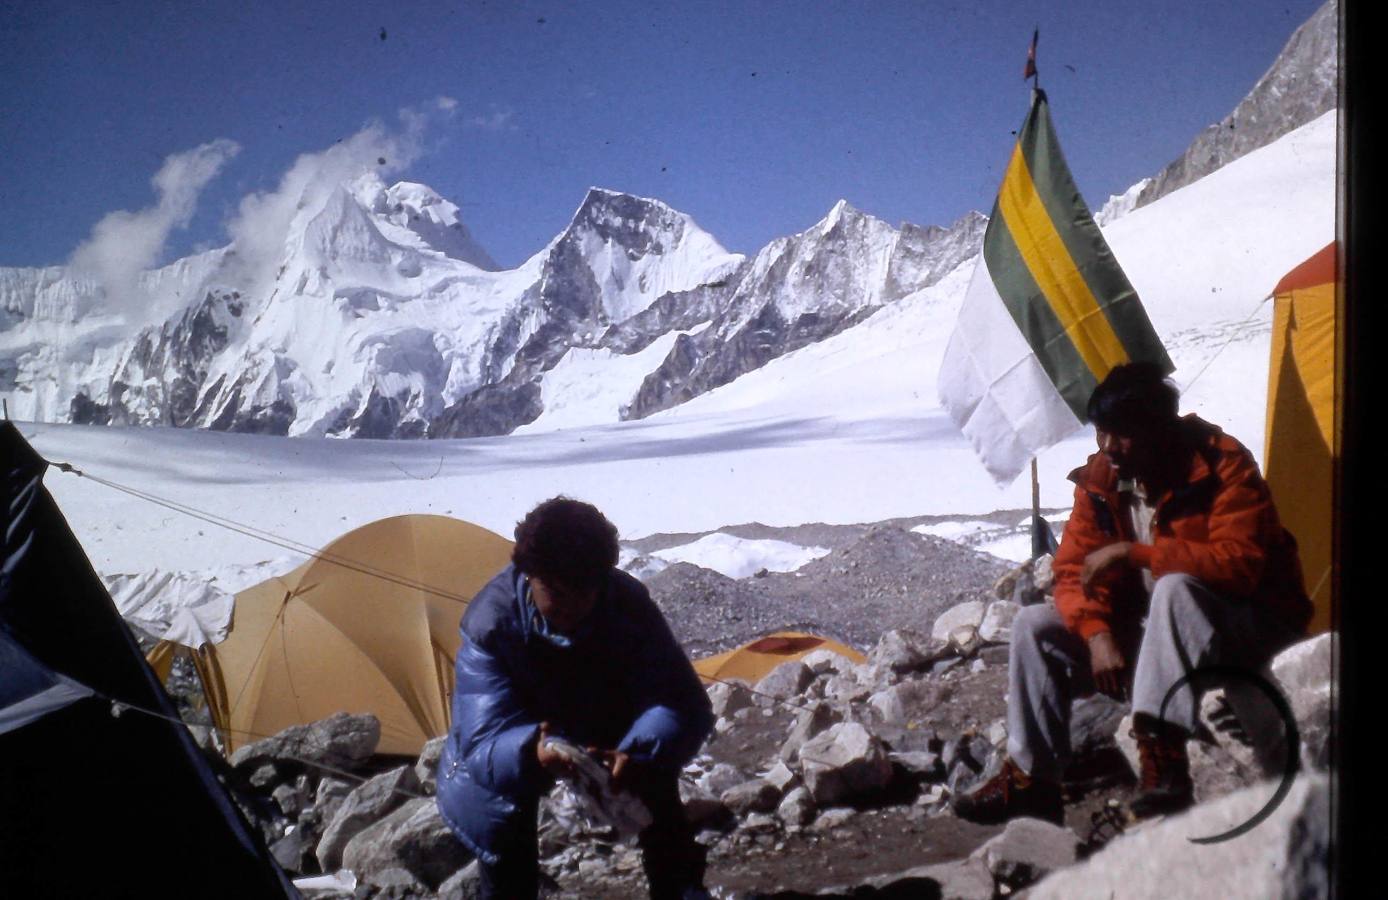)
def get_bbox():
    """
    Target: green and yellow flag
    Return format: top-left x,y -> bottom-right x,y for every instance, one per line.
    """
938,89 -> 1172,484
